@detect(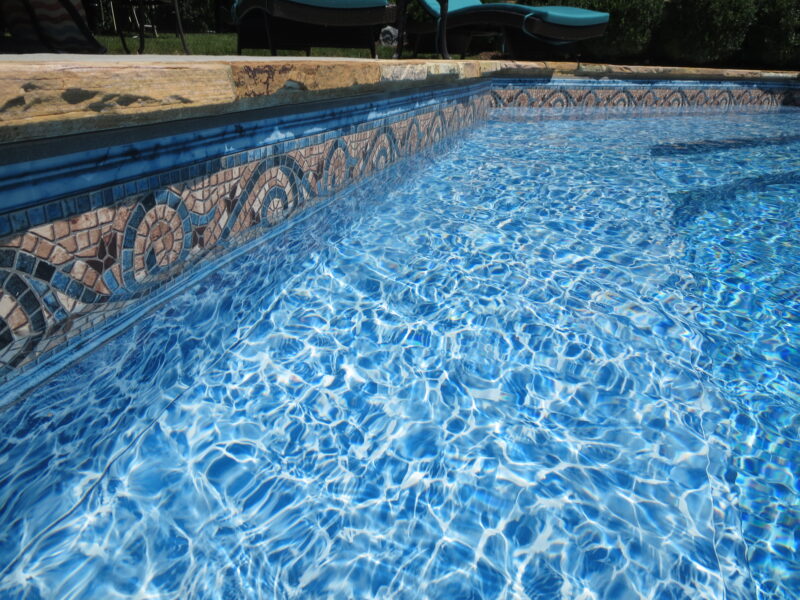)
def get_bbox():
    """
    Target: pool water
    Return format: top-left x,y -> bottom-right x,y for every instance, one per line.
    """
1,108 -> 799,599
